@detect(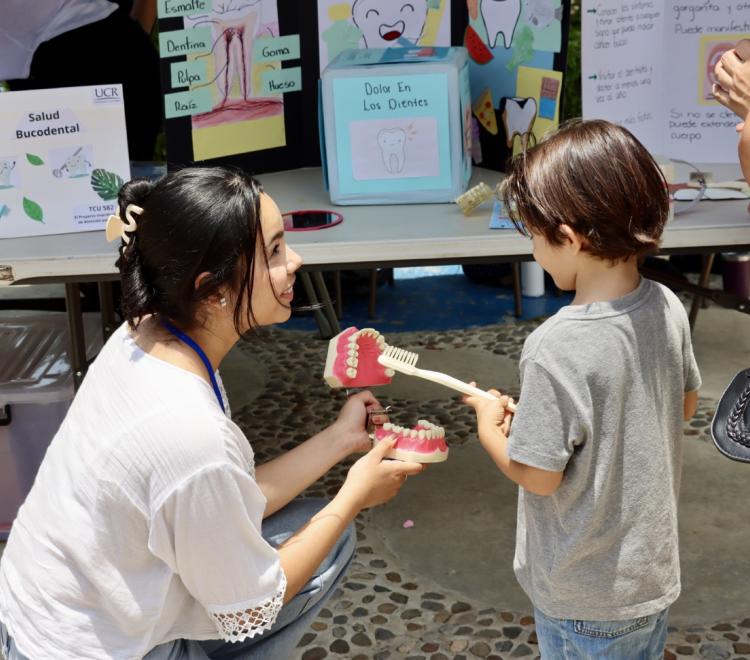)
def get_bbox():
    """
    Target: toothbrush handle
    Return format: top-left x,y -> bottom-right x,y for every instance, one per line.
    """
416,368 -> 518,412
